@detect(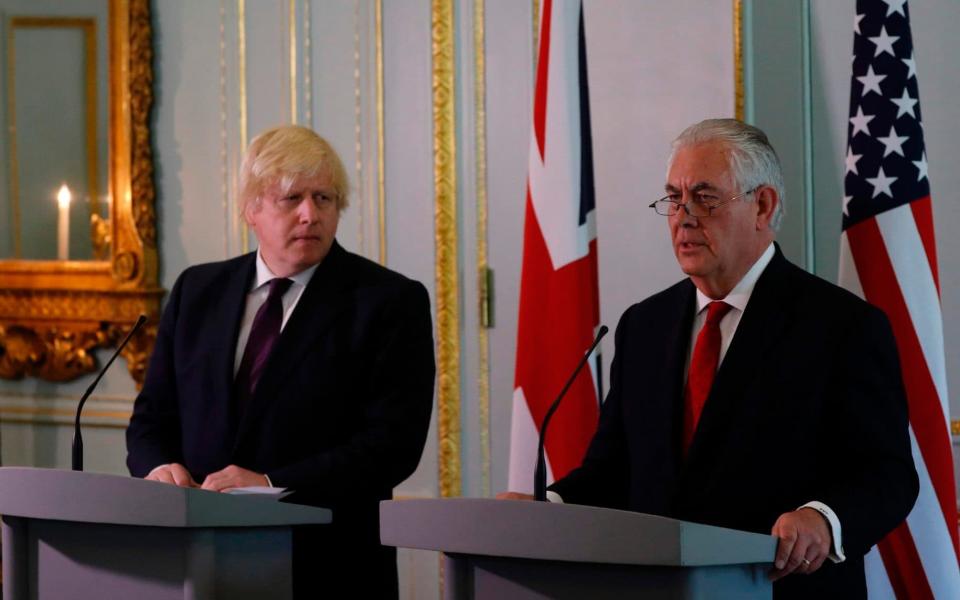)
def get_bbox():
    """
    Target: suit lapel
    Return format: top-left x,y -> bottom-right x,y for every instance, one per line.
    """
214,254 -> 256,430
234,243 -> 353,444
647,280 -> 697,510
684,247 -> 793,464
